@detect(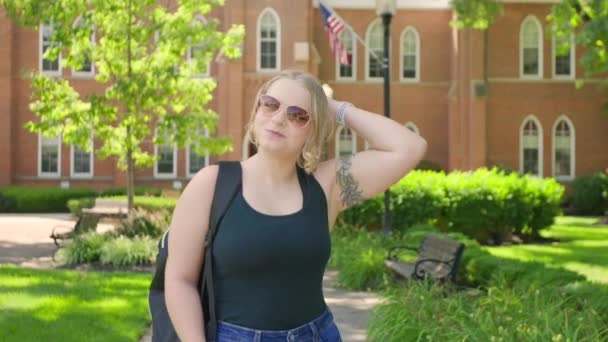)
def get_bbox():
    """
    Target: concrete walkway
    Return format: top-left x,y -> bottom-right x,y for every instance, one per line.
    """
0,213 -> 383,341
